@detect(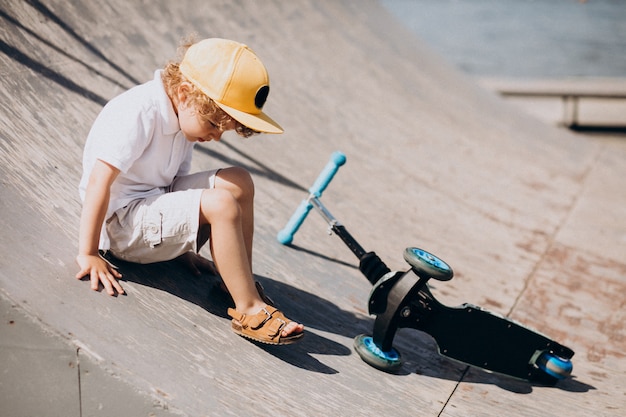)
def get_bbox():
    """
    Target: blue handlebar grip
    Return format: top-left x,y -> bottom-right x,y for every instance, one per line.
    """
277,151 -> 346,245
309,151 -> 346,197
277,200 -> 314,245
